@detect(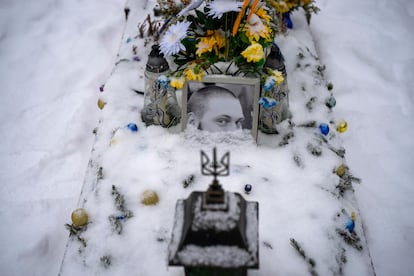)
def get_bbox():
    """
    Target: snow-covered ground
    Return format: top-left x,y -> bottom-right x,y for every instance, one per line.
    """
0,0 -> 413,275
311,1 -> 414,275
